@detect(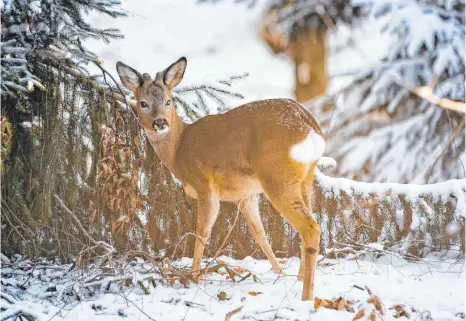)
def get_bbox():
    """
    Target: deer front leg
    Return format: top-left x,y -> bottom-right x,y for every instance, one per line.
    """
298,243 -> 305,281
192,192 -> 220,281
239,195 -> 284,275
